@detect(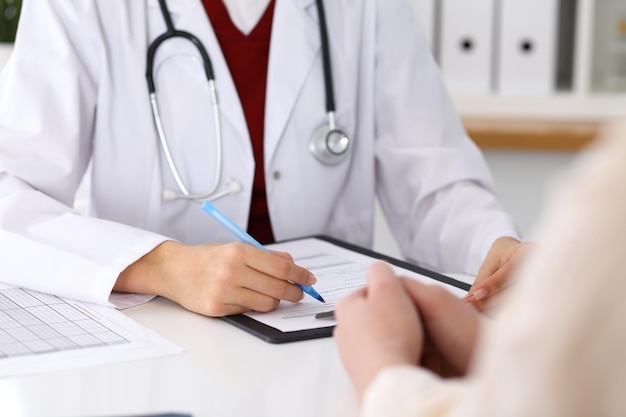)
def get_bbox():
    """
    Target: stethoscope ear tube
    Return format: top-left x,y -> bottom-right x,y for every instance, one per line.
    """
148,0 -> 352,204
148,0 -> 229,202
